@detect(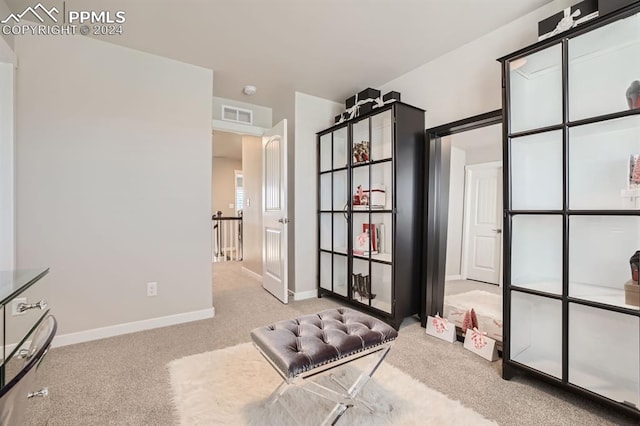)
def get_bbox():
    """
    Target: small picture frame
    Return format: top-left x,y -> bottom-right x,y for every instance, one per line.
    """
353,141 -> 370,164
